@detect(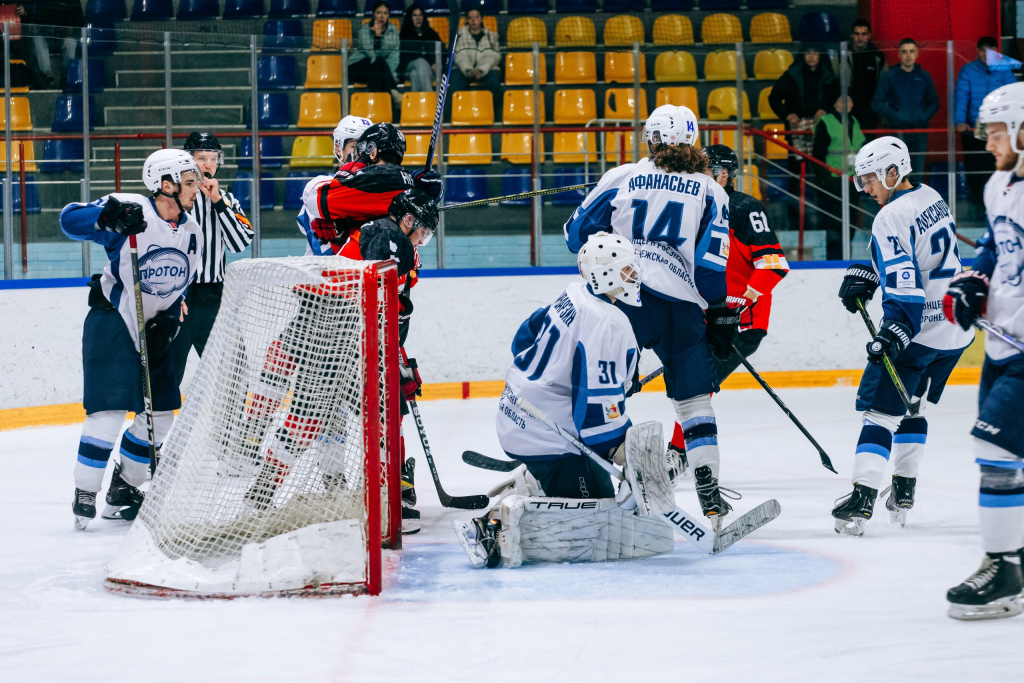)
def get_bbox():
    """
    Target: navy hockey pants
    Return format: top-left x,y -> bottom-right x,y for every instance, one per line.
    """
973,356 -> 1024,458
855,342 -> 965,416
525,456 -> 616,499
